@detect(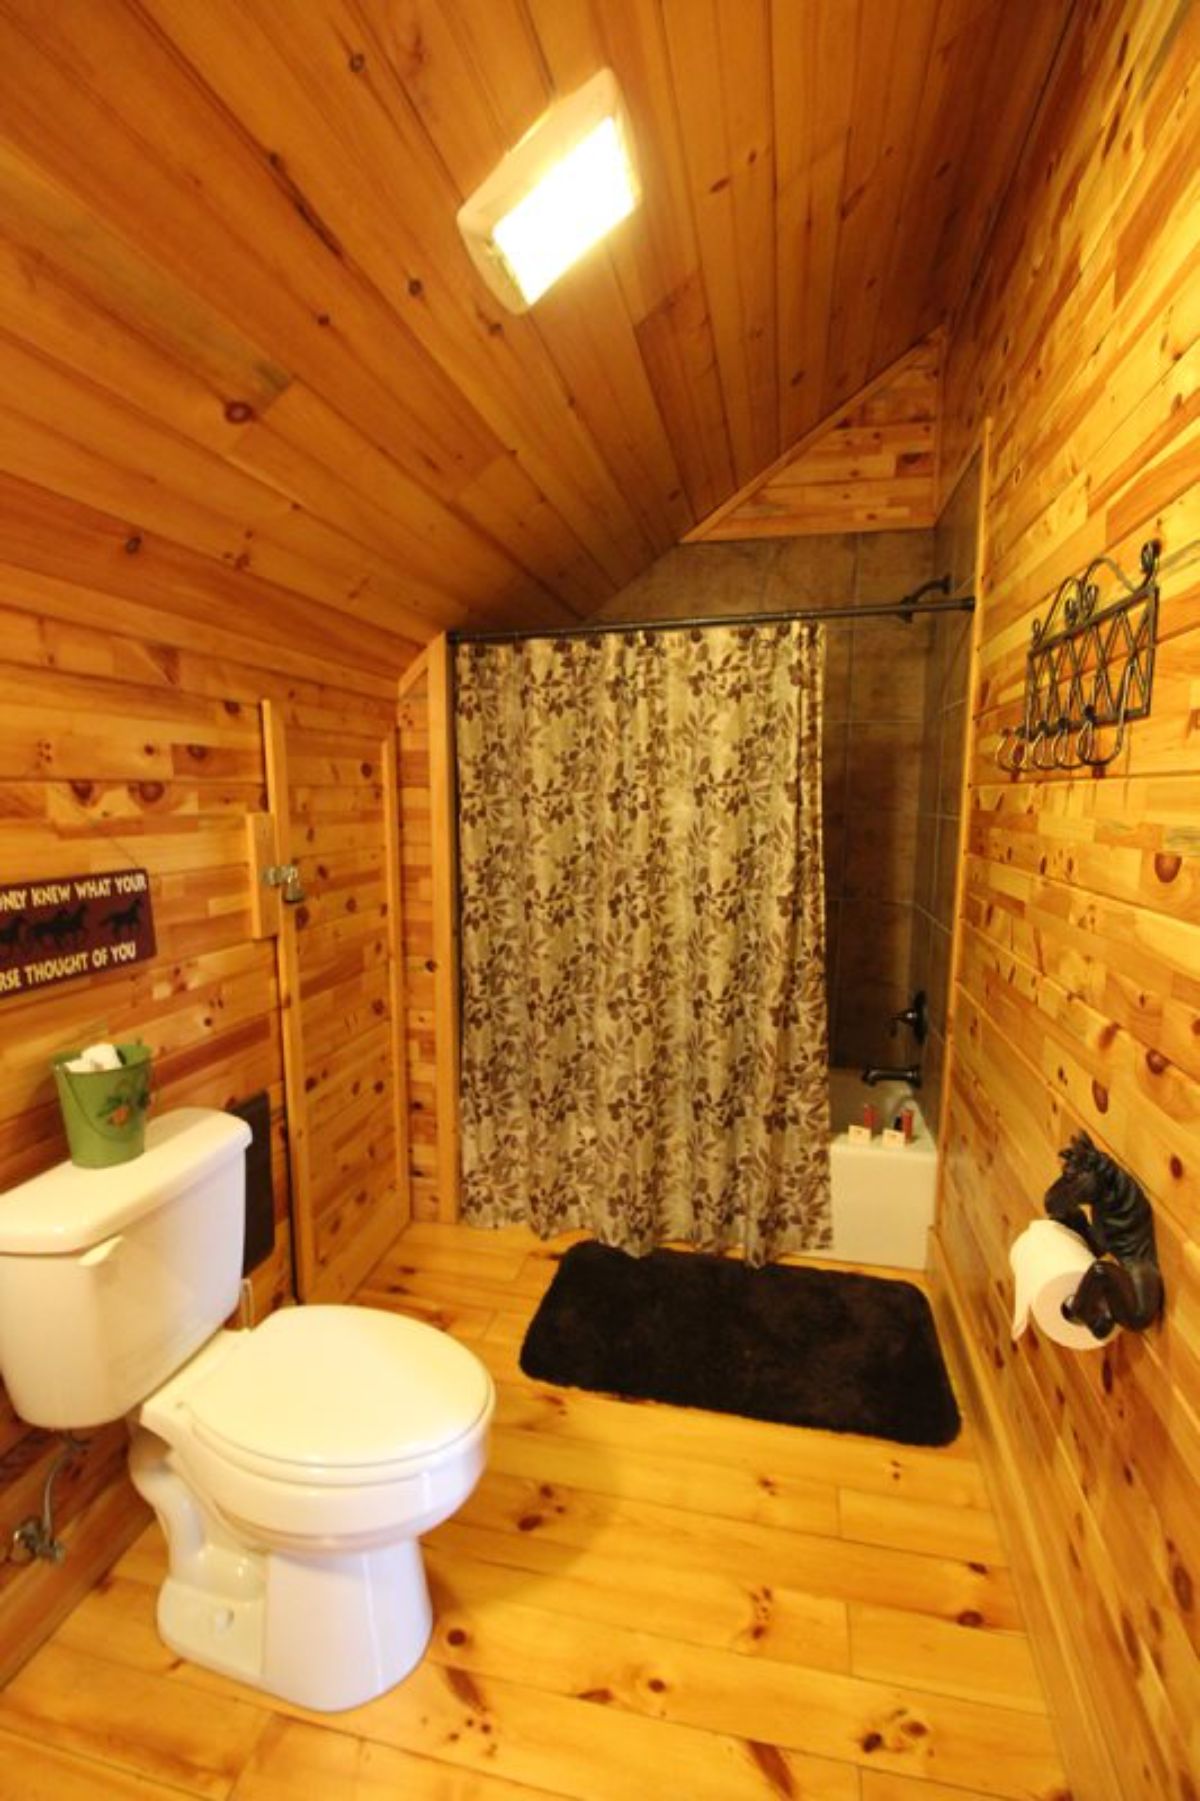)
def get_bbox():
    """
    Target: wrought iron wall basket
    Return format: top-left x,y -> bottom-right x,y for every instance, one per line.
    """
997,540 -> 1160,774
